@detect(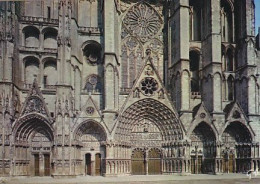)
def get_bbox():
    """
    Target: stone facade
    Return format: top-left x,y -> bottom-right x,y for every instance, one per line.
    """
0,0 -> 260,177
